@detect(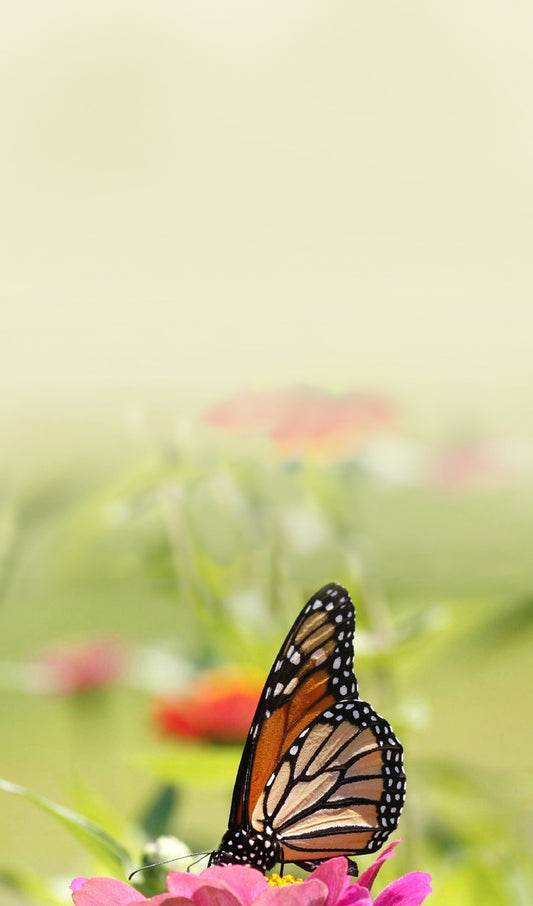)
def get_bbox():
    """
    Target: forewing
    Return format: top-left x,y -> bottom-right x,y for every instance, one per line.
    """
251,700 -> 405,862
228,583 -> 357,827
